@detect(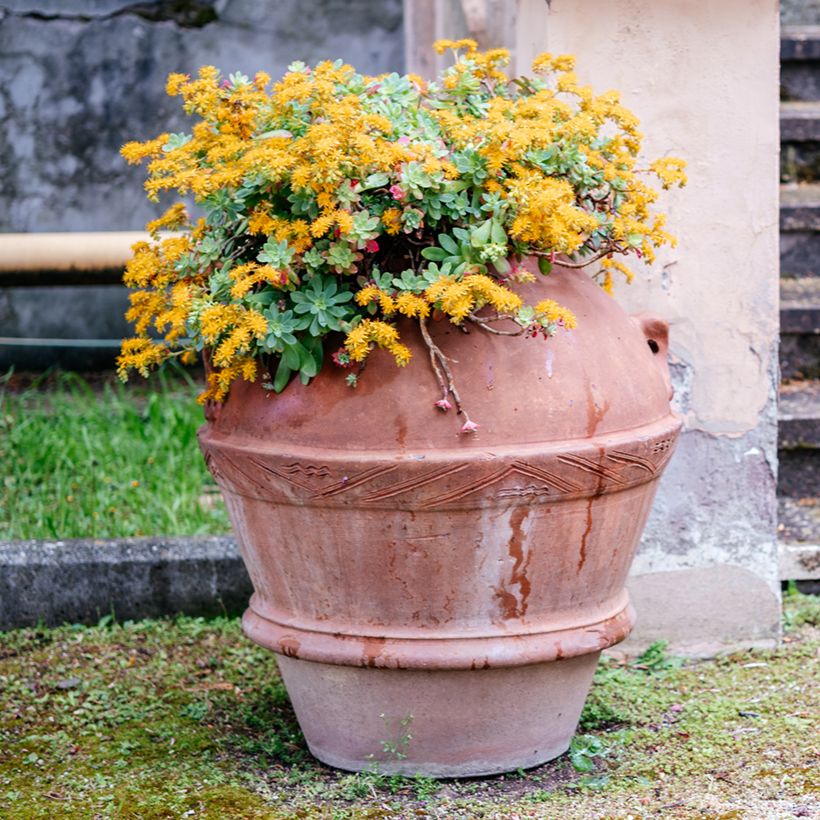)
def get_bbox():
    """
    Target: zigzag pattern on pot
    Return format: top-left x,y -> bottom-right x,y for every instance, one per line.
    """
202,430 -> 678,509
